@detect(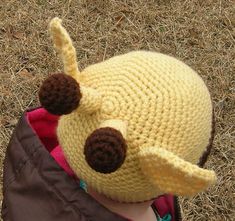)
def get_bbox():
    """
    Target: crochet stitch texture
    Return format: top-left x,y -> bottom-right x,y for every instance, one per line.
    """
40,18 -> 216,203
39,73 -> 81,115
